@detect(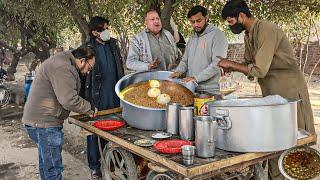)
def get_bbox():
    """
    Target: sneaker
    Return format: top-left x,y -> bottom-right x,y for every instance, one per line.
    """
90,169 -> 102,180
